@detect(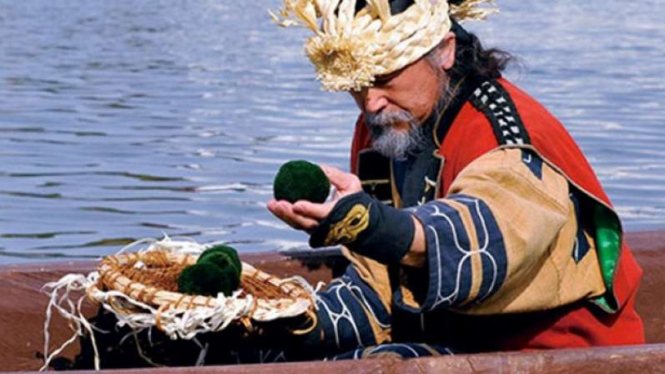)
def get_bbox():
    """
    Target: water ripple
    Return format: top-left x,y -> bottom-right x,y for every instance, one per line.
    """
0,0 -> 663,263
